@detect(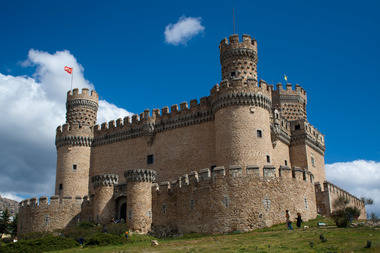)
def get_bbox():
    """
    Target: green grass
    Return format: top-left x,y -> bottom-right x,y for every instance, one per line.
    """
49,217 -> 380,252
